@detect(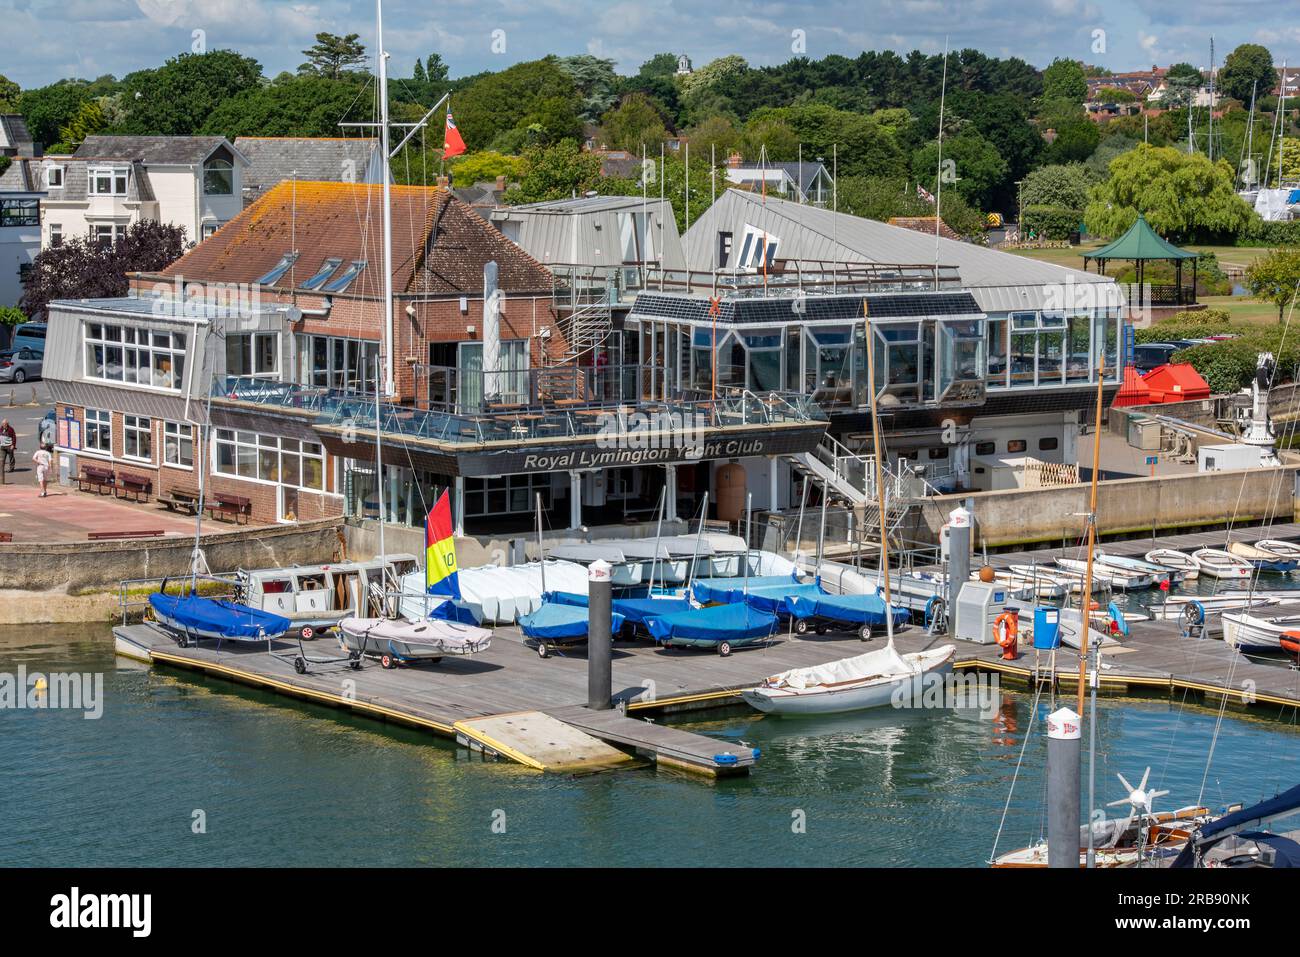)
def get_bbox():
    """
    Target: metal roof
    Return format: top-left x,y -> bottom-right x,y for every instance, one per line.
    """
683,190 -> 1124,313
1083,214 -> 1199,261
